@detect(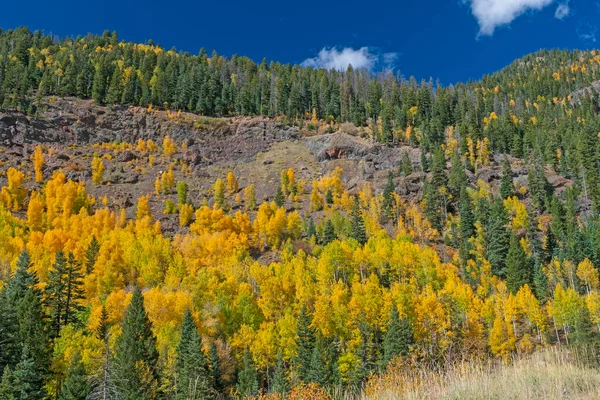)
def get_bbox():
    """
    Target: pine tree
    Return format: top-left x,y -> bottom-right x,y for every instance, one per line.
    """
487,197 -> 510,277
236,350 -> 258,399
506,233 -> 531,294
270,351 -> 289,396
6,249 -> 38,304
325,189 -> 334,205
0,366 -> 15,400
45,251 -> 85,338
294,305 -> 315,383
175,309 -> 212,400
381,304 -> 414,369
382,171 -> 396,218
459,186 -> 475,264
208,341 -> 223,394
59,352 -> 91,400
306,344 -> 326,386
399,152 -> 412,176
13,345 -> 46,400
85,236 -> 100,274
350,197 -> 367,245
114,288 -> 160,400
306,218 -> 316,241
16,288 -> 49,383
274,185 -> 285,207
322,220 -> 336,245
500,158 -> 514,199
